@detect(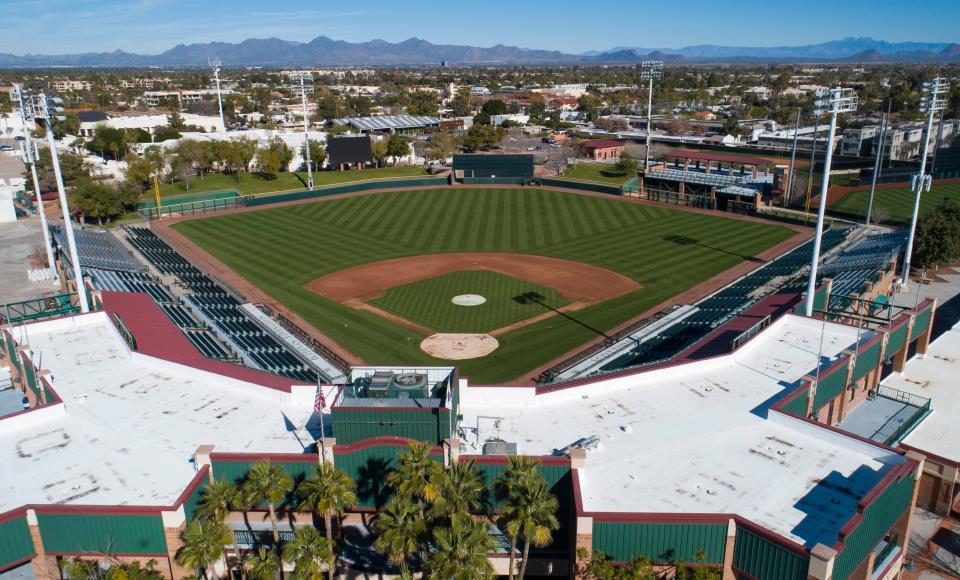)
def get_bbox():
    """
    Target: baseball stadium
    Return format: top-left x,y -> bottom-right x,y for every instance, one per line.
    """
0,155 -> 950,580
